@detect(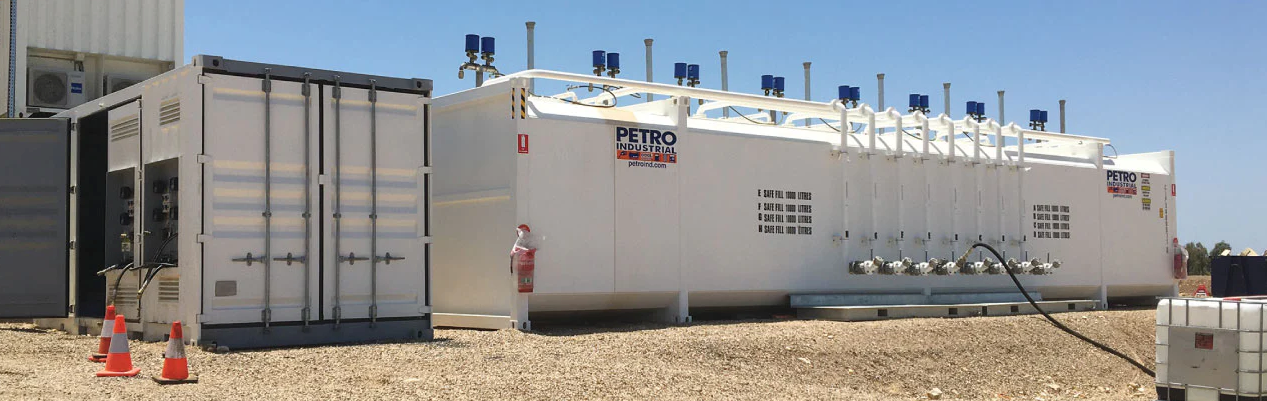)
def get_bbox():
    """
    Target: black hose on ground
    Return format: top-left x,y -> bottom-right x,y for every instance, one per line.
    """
960,242 -> 1155,377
